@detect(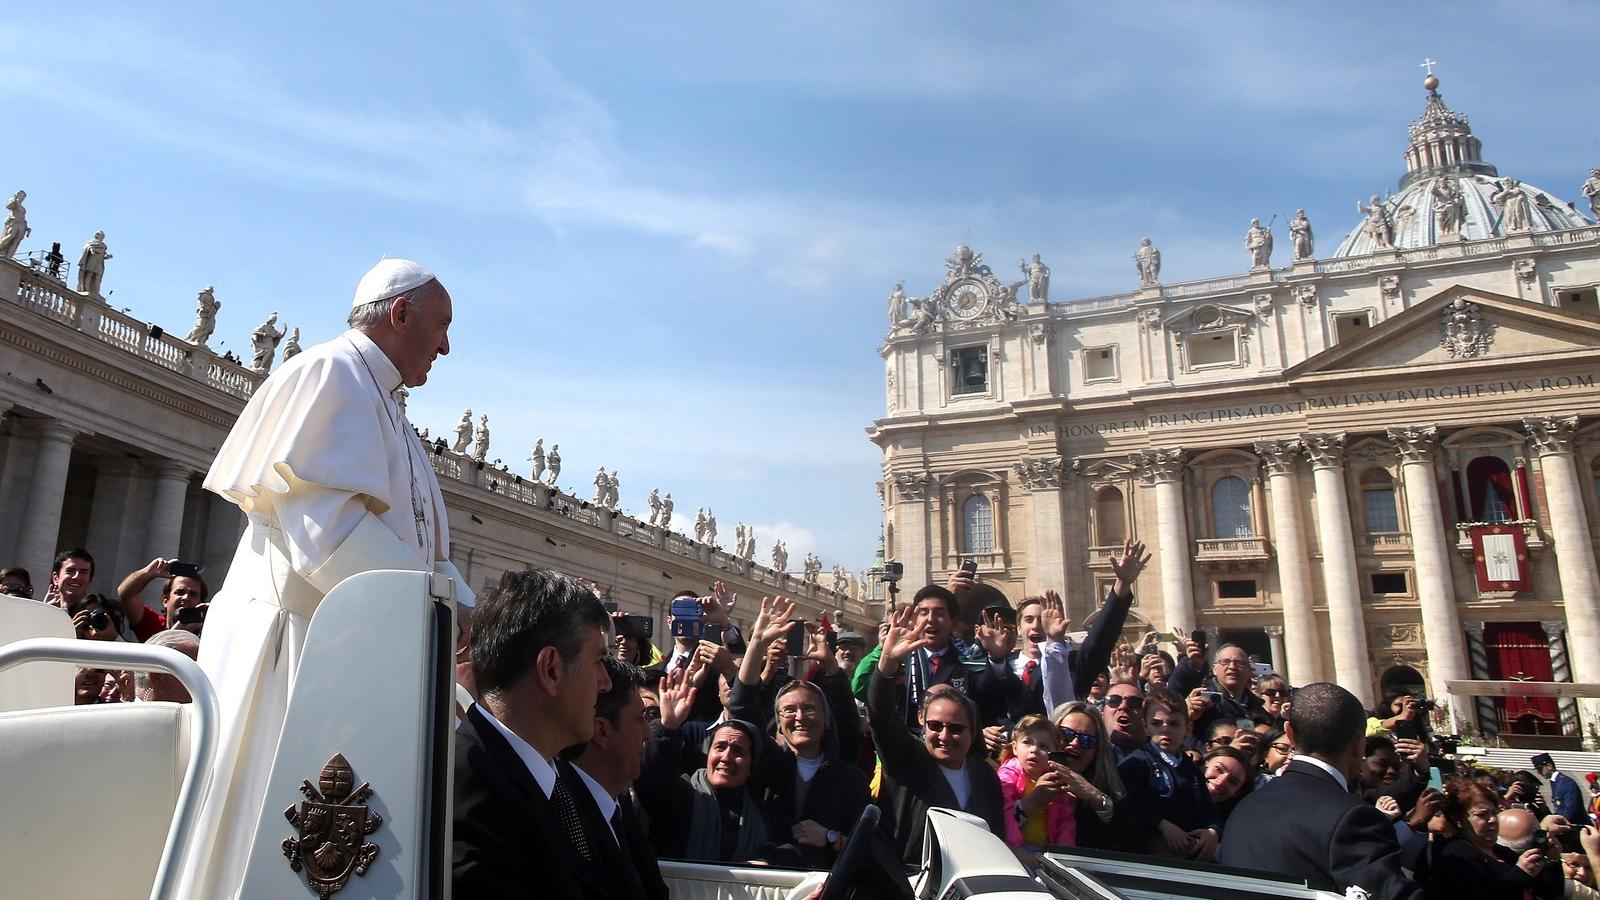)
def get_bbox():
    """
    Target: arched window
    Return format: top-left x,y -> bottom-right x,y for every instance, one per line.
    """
1362,470 -> 1400,533
1210,476 -> 1254,538
1466,456 -> 1515,523
1094,487 -> 1126,546
963,494 -> 994,554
